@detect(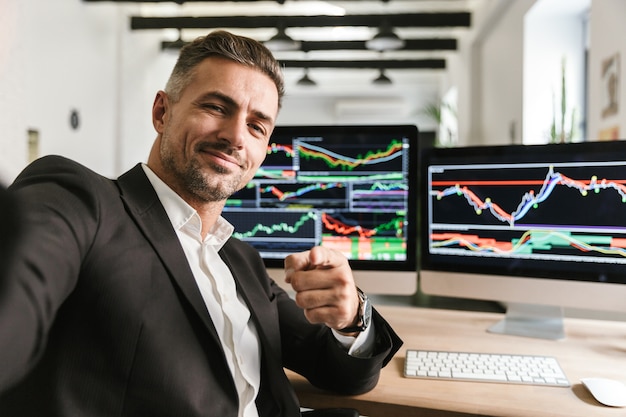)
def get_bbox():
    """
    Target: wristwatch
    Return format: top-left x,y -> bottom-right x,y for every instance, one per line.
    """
339,287 -> 371,333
